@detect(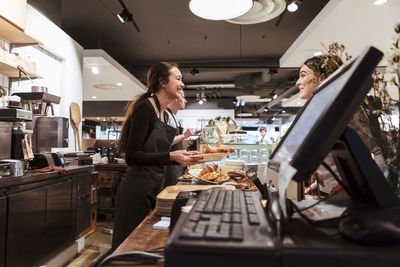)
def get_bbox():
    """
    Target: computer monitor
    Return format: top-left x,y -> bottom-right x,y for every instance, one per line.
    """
269,46 -> 398,207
